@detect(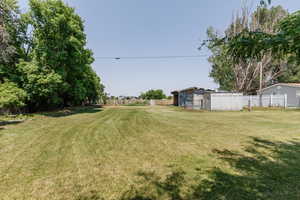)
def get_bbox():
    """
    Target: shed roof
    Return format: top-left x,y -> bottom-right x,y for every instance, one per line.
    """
261,83 -> 300,92
172,87 -> 217,95
171,87 -> 198,94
